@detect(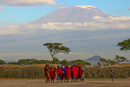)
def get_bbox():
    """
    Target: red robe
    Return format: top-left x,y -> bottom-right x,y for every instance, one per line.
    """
44,66 -> 50,79
72,66 -> 79,79
49,67 -> 55,79
65,67 -> 71,79
56,68 -> 63,79
79,66 -> 84,77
